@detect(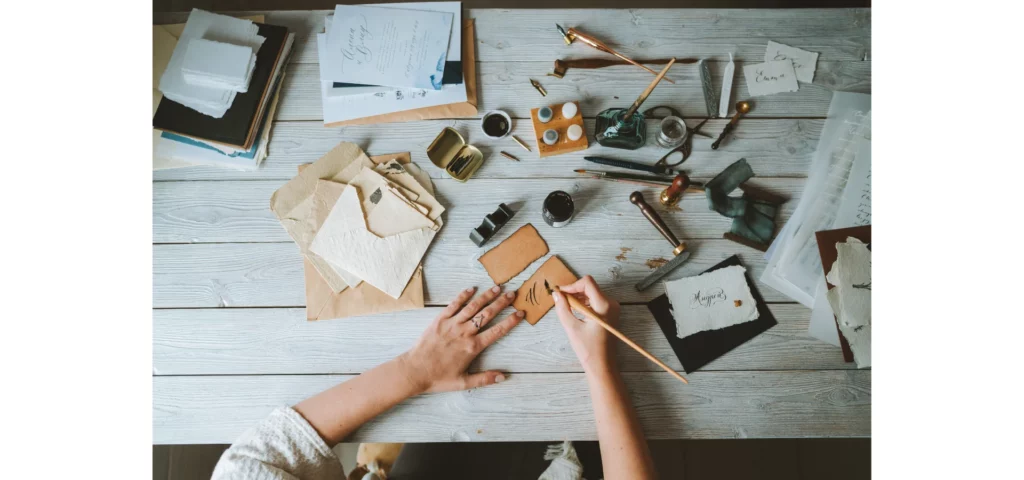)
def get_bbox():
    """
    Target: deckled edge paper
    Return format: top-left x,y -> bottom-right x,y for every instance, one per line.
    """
664,265 -> 760,338
511,255 -> 578,325
647,255 -> 777,373
478,224 -> 549,285
743,60 -> 799,97
765,41 -> 819,83
825,237 -> 871,368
